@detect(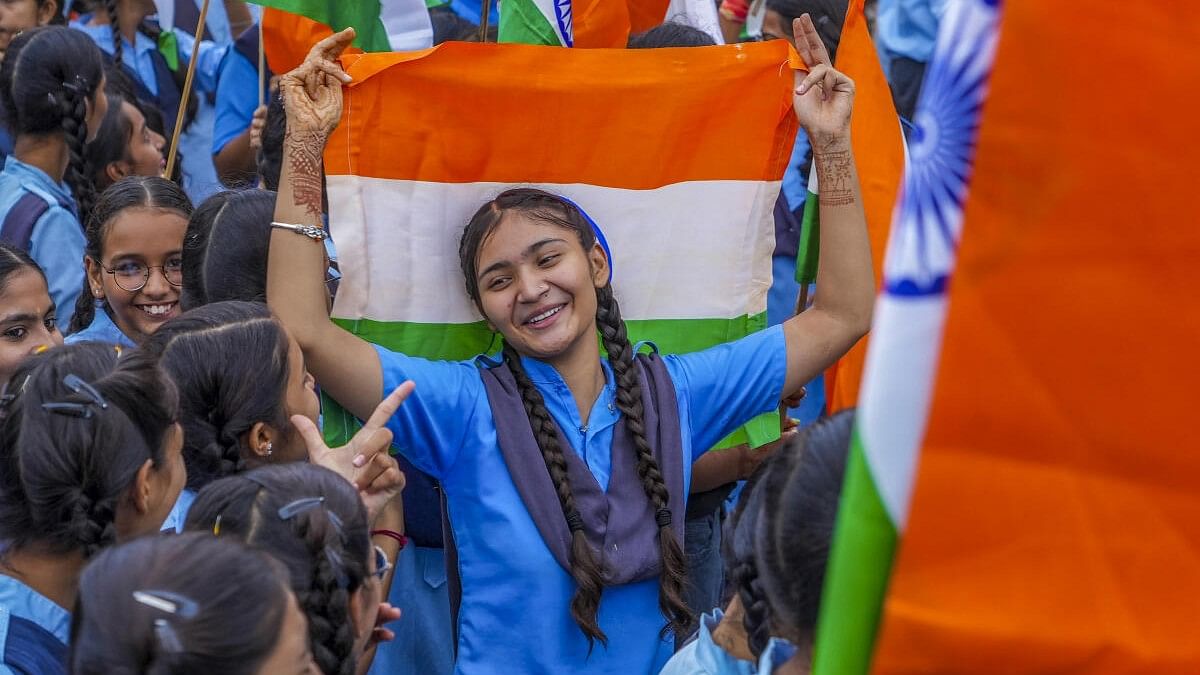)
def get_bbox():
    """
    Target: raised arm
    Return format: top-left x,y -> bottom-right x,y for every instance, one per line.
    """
780,14 -> 875,397
267,28 -> 385,421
